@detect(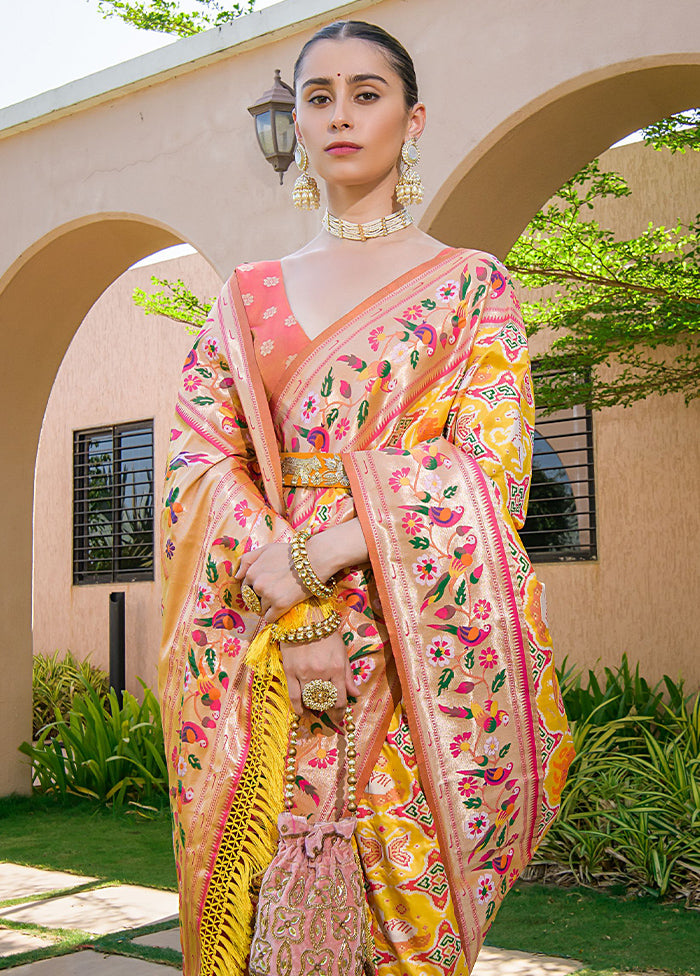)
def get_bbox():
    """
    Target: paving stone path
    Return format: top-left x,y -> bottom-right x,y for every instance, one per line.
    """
0,862 -> 588,973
